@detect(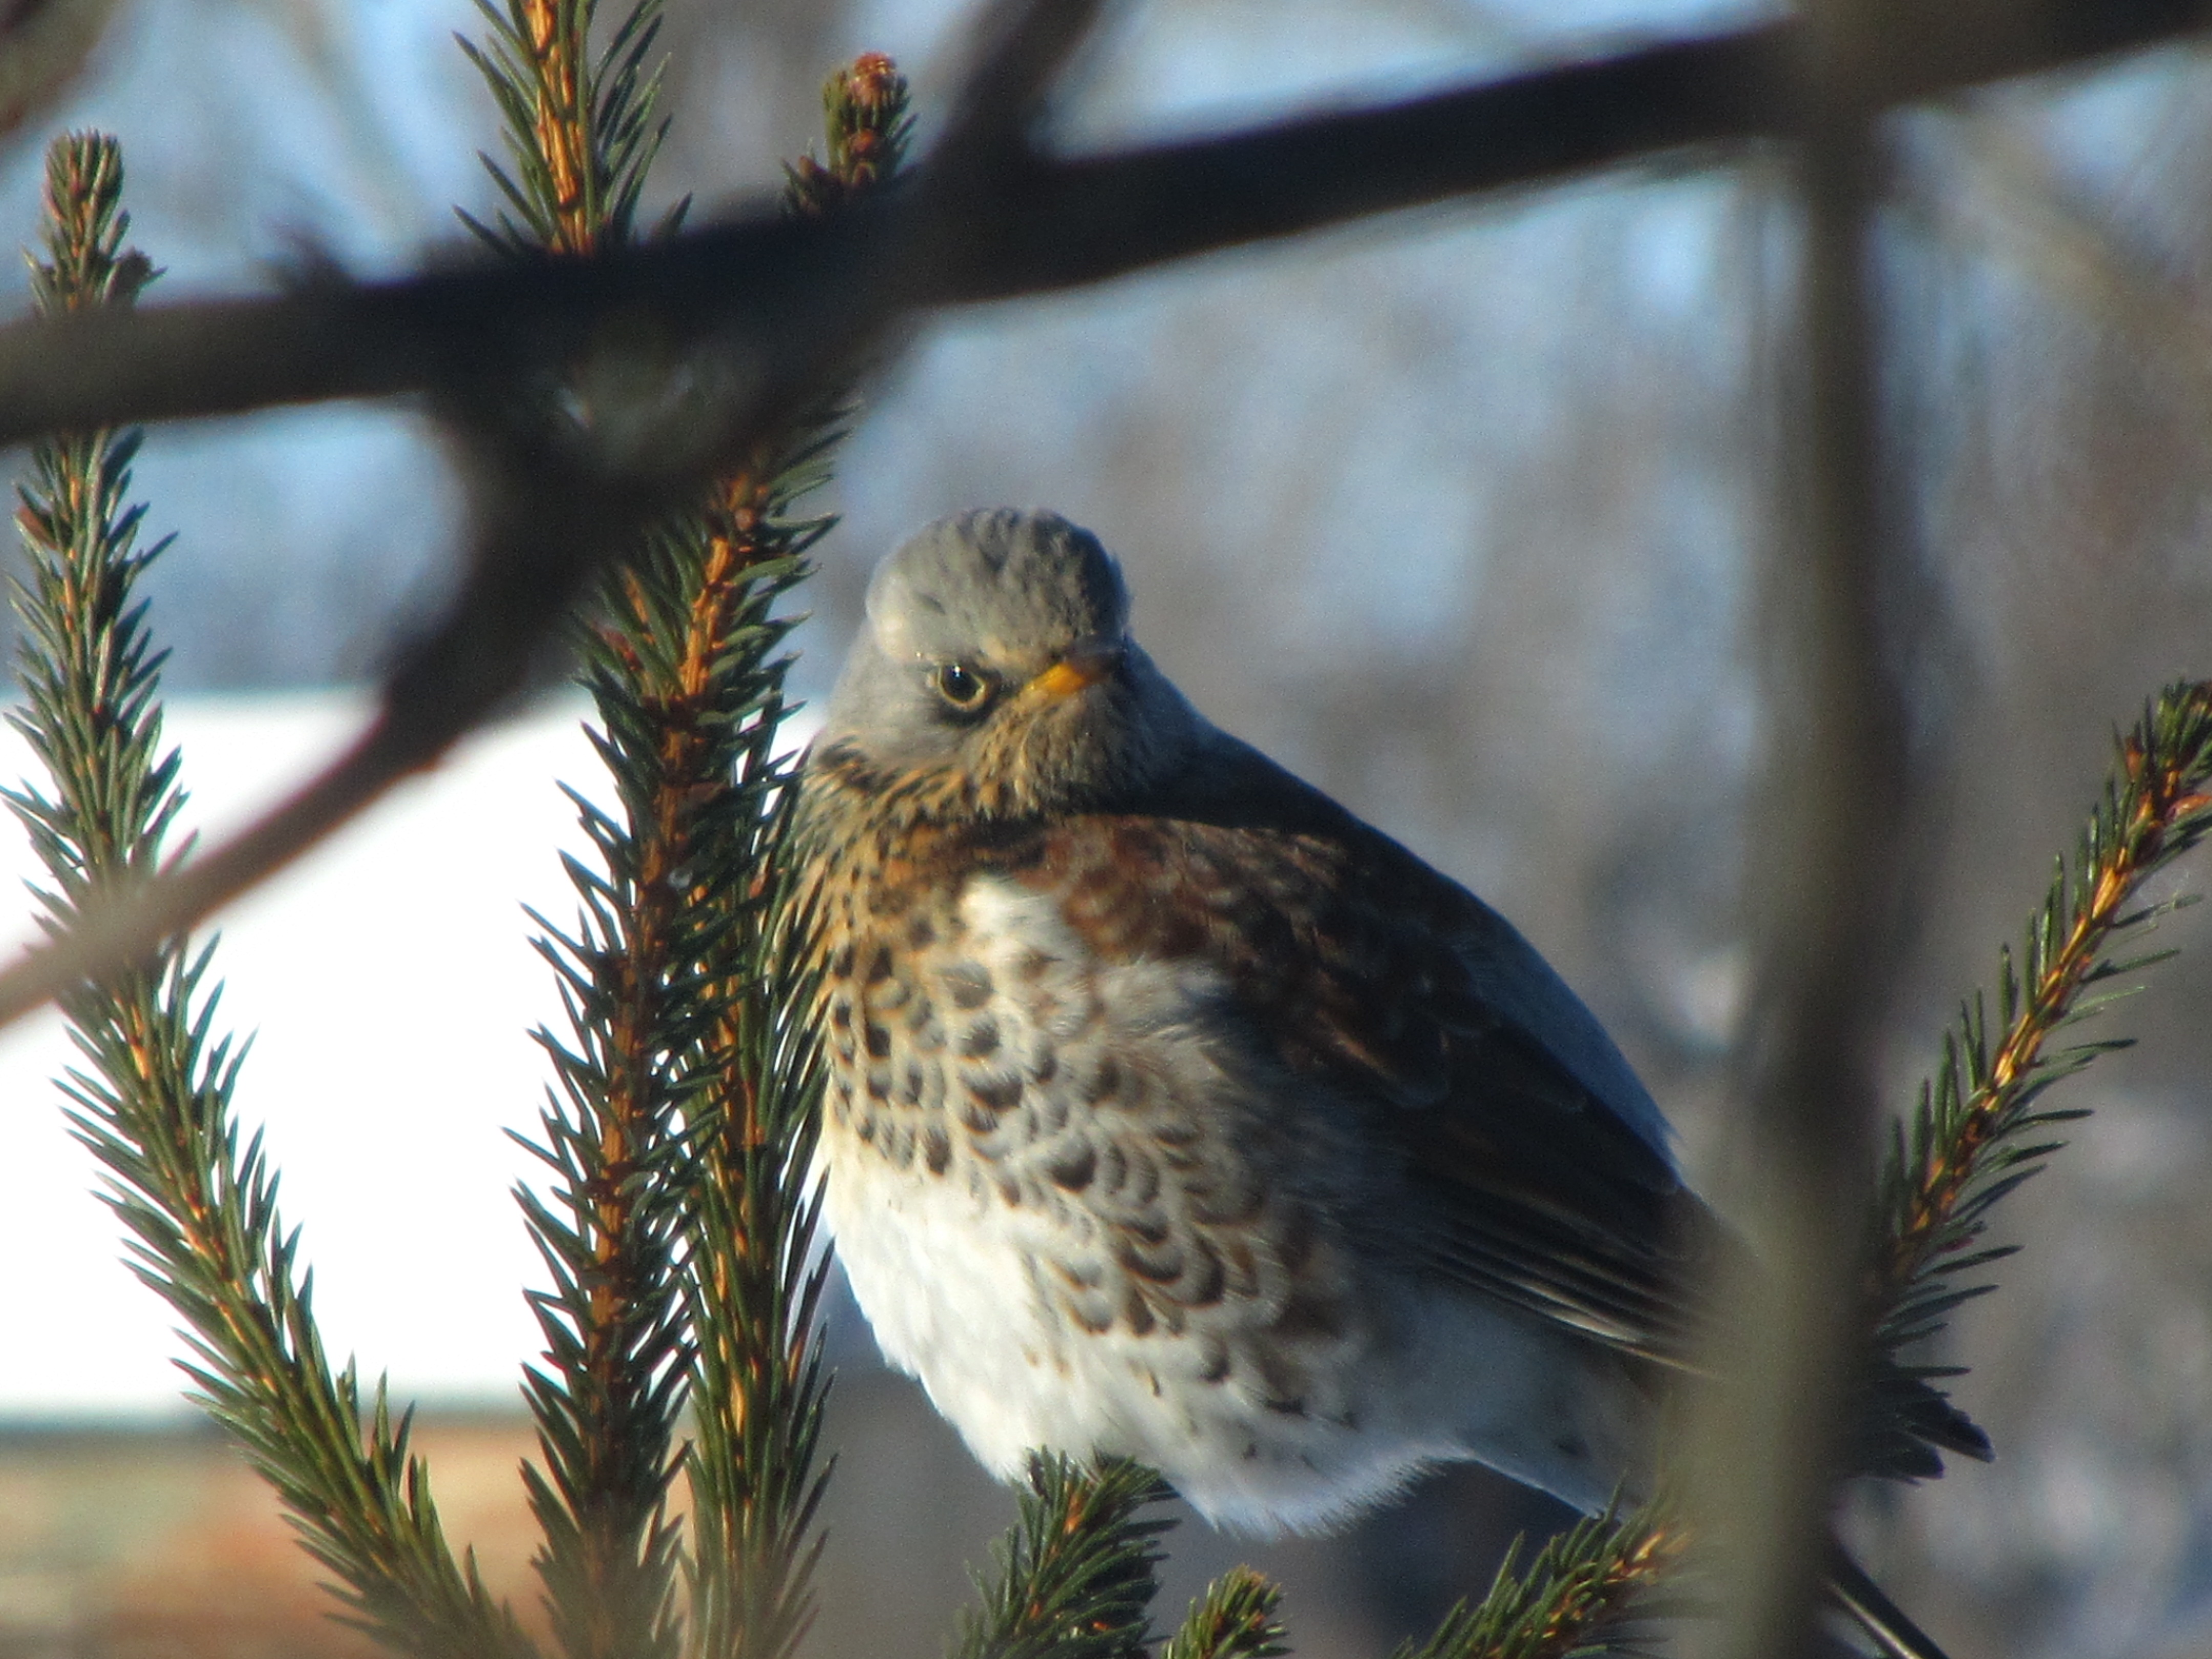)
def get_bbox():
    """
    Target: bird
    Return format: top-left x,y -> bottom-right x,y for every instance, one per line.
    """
790,507 -> 1986,1658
